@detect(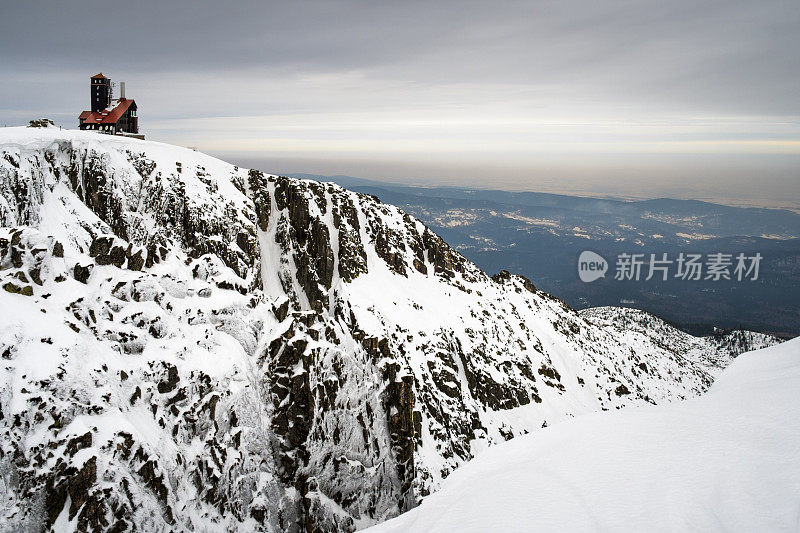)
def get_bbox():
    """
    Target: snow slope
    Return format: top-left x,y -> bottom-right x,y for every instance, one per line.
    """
368,338 -> 800,532
0,127 -> 784,531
